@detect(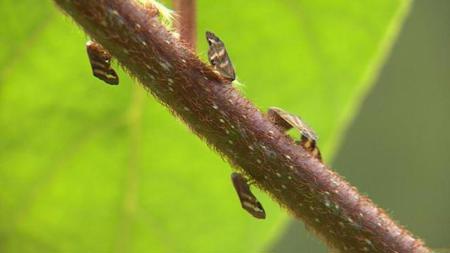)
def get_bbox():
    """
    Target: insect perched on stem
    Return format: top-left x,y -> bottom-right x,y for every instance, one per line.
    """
231,172 -> 266,219
206,31 -> 263,218
206,31 -> 236,83
84,2 -> 170,85
86,41 -> 119,85
268,107 -> 322,161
